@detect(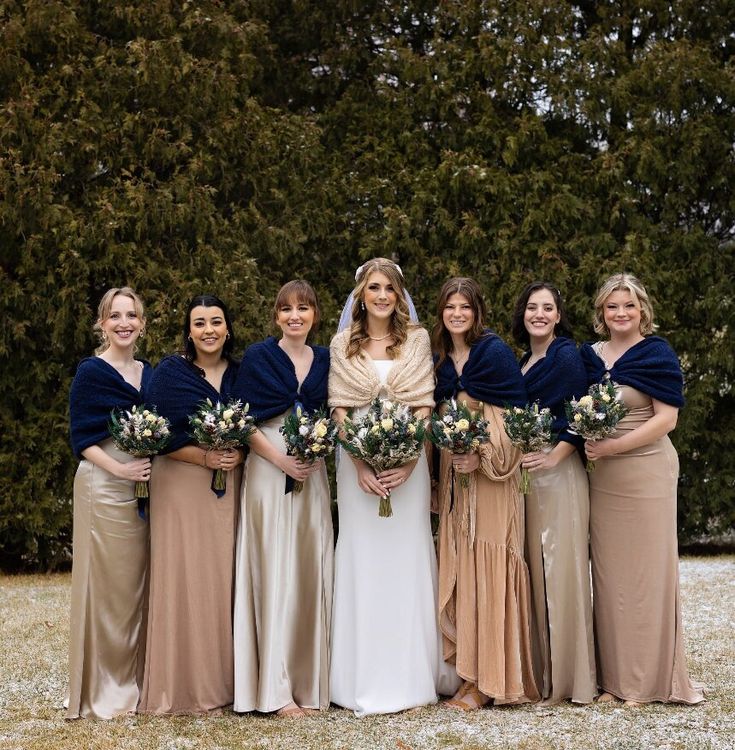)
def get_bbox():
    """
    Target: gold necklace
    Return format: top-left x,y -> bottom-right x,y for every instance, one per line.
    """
451,349 -> 470,367
368,332 -> 392,341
